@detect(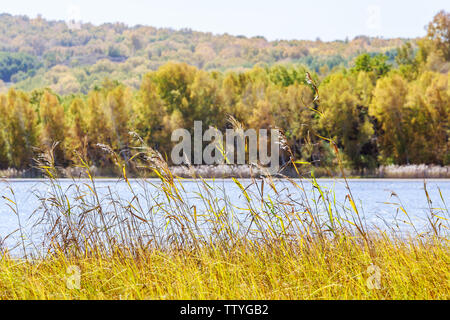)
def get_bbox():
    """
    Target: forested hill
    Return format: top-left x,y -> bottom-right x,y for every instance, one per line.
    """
0,13 -> 407,94
0,11 -> 448,174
